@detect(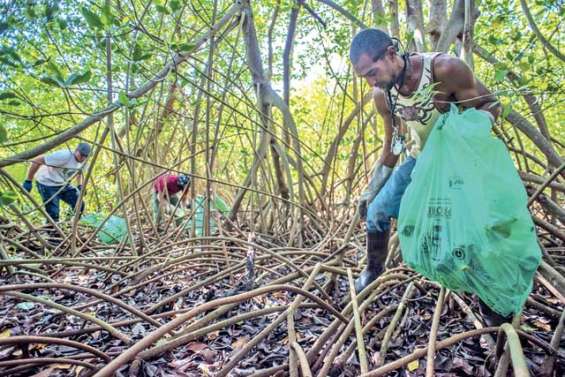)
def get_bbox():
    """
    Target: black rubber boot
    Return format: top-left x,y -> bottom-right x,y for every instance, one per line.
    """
355,230 -> 390,293
478,299 -> 513,327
